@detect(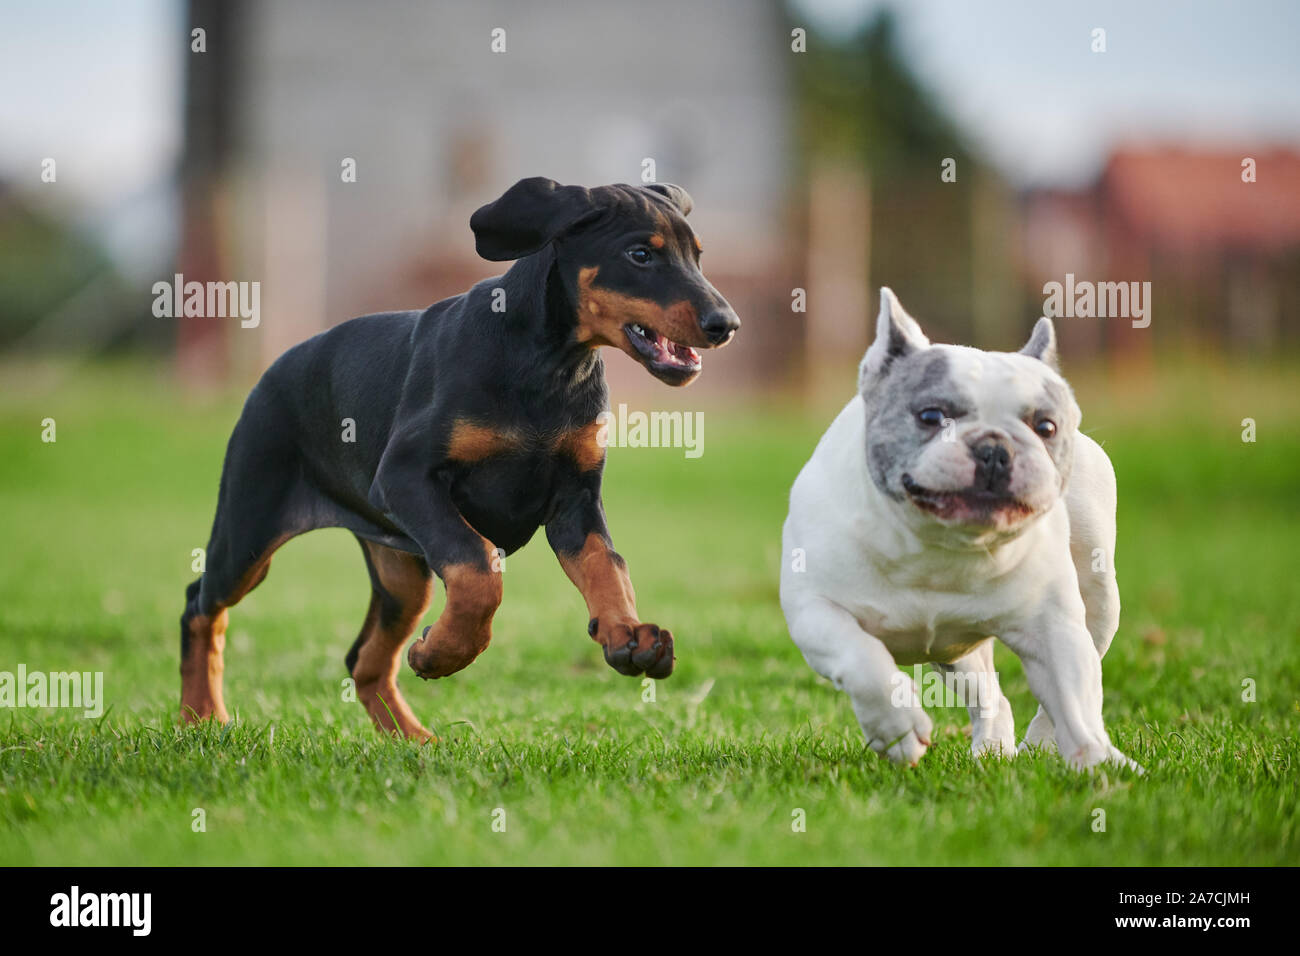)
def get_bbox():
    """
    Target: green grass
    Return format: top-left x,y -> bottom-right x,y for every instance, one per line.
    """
0,357 -> 1297,865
